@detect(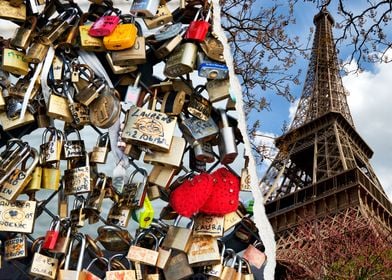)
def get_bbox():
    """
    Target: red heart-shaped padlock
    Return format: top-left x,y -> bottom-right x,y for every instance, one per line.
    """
170,172 -> 214,217
200,167 -> 240,215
